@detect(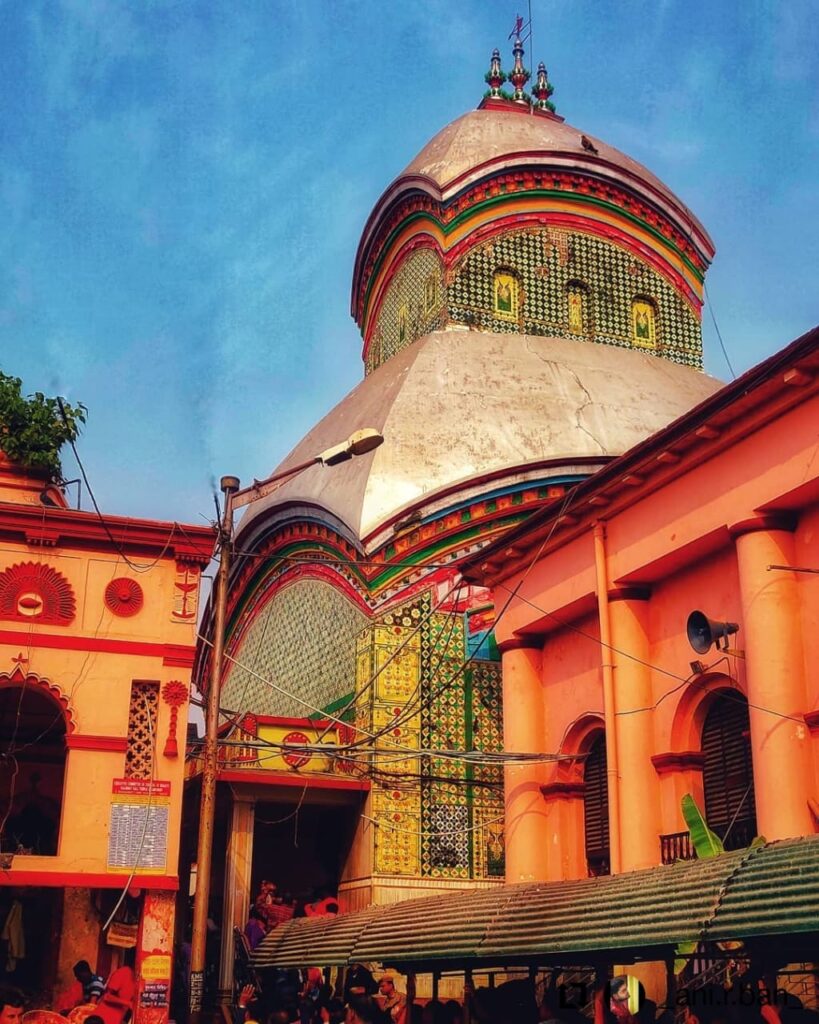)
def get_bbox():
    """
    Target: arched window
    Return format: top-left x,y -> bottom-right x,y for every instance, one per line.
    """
0,684 -> 66,856
583,732 -> 610,875
493,270 -> 520,322
631,298 -> 657,349
701,693 -> 756,850
567,282 -> 588,335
